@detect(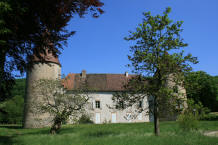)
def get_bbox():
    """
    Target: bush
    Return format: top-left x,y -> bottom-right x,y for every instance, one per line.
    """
0,95 -> 24,124
177,99 -> 209,131
177,112 -> 198,131
200,113 -> 218,121
0,79 -> 25,124
78,114 -> 93,124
